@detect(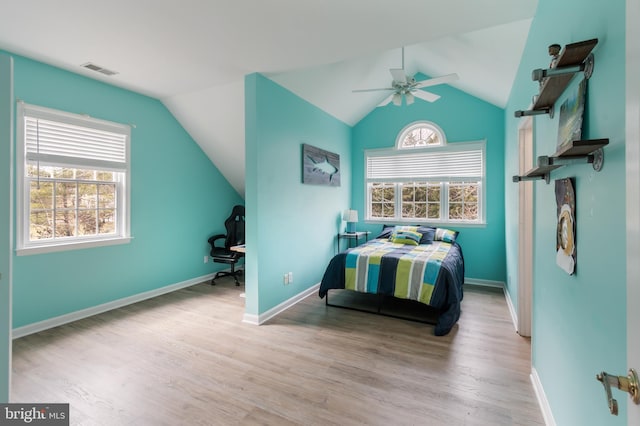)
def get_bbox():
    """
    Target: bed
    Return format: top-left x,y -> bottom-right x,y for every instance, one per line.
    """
319,225 -> 465,336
